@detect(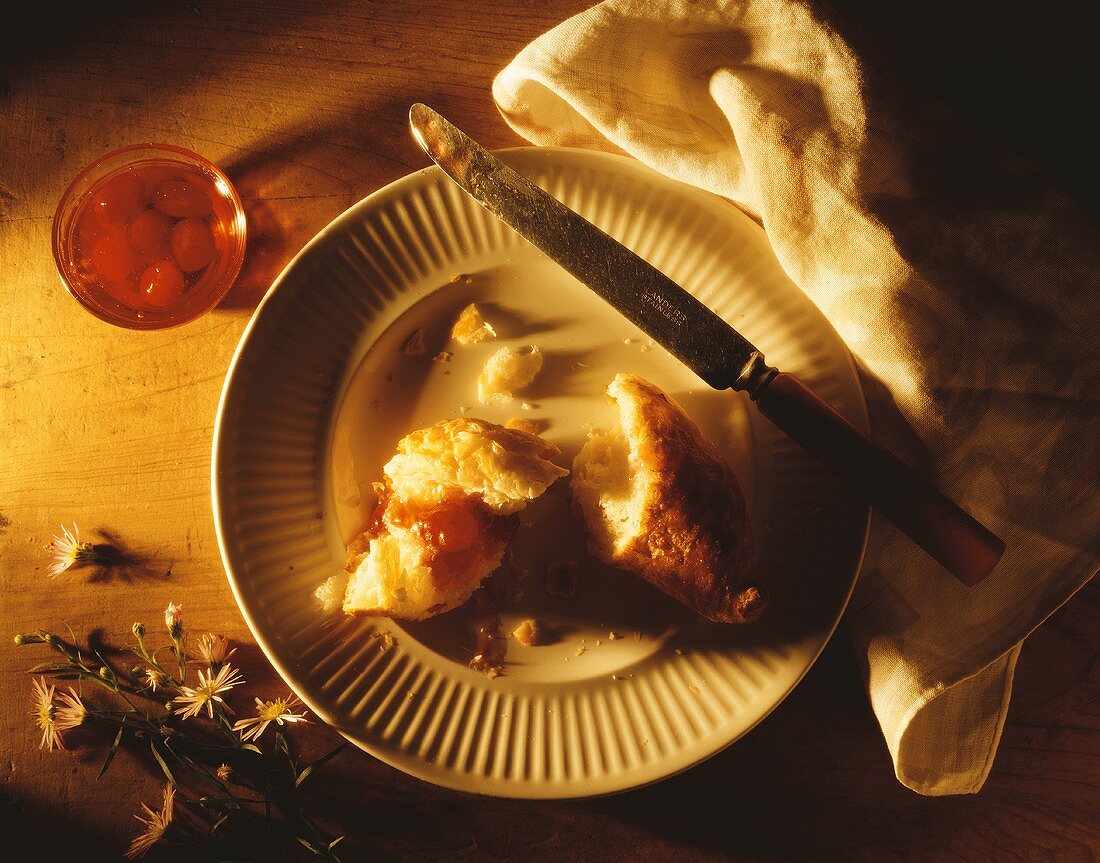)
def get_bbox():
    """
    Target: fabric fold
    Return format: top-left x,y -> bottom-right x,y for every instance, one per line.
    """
493,0 -> 1099,795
